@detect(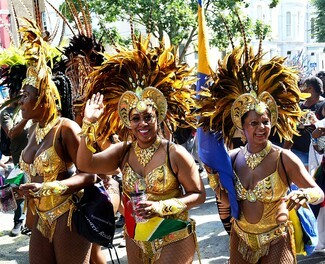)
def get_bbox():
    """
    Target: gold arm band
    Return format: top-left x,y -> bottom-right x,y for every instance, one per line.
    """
300,188 -> 323,204
207,172 -> 221,190
30,181 -> 68,198
153,198 -> 186,217
79,119 -> 99,153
